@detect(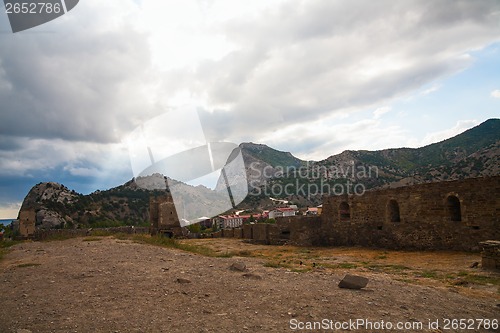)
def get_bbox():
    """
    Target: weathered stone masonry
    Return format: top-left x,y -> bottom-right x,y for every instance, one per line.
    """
479,241 -> 500,269
238,176 -> 499,252
148,176 -> 498,252
320,176 -> 500,251
149,194 -> 184,237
